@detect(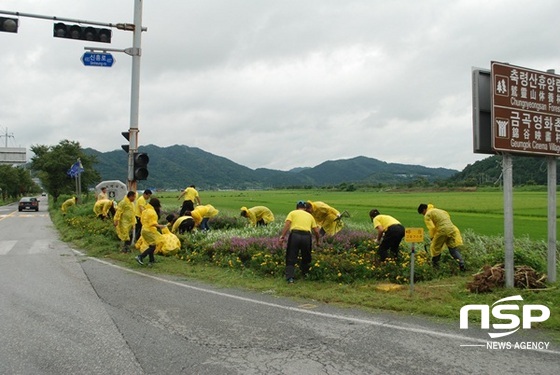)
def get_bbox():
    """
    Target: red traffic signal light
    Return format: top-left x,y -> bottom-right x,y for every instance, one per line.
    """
53,23 -> 111,43
133,153 -> 149,180
0,17 -> 18,33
